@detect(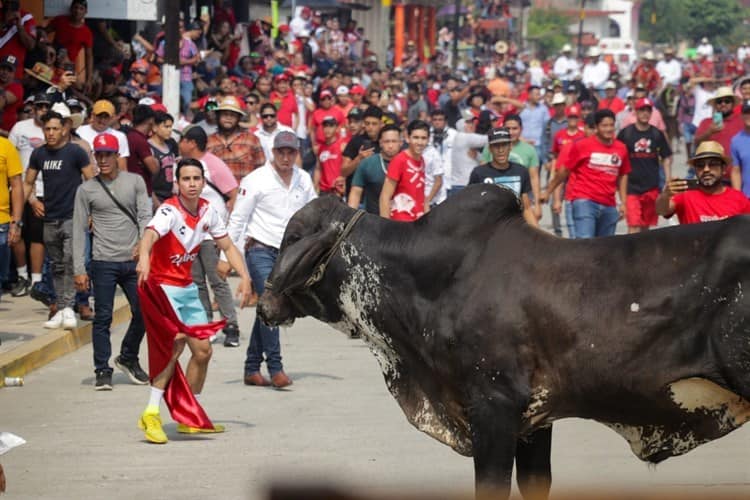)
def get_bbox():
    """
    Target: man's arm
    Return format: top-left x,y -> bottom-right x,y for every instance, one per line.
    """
425,175 -> 442,206
528,166 -> 542,219
348,186 -> 364,209
661,156 -> 672,185
143,155 -> 160,175
541,167 -> 570,201
8,174 -> 22,244
521,193 -> 539,227
136,228 -> 160,285
214,235 -> 252,308
81,164 -> 95,180
379,177 -> 397,219
731,165 -> 742,190
22,168 -> 38,202
72,186 -> 90,289
617,174 -> 628,219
